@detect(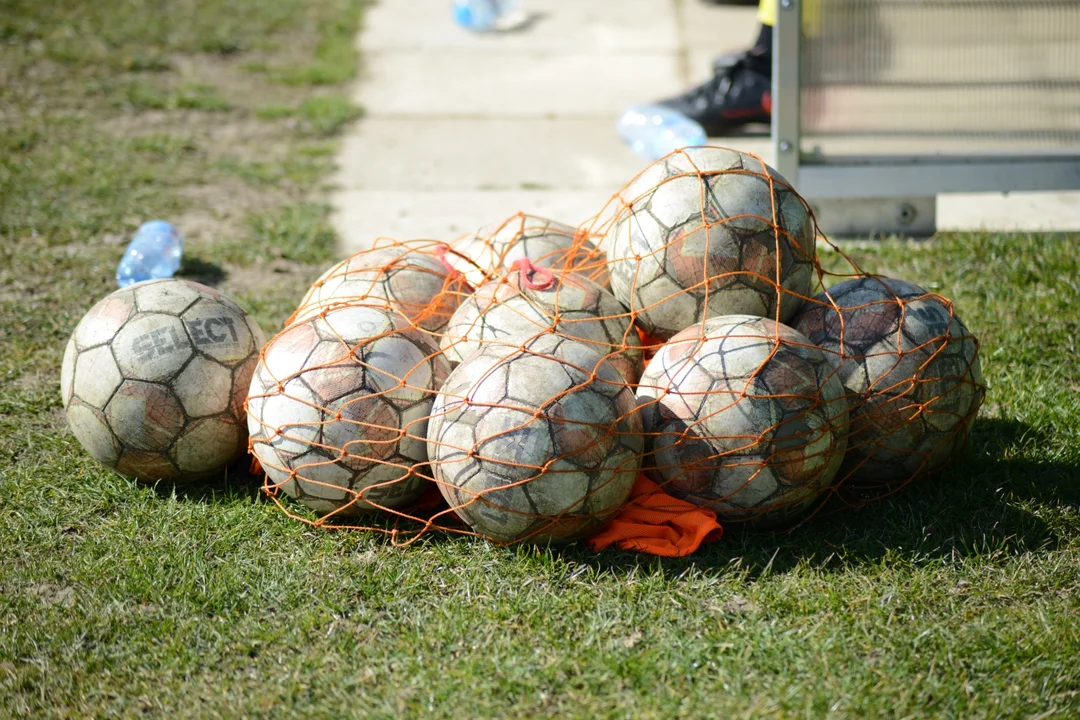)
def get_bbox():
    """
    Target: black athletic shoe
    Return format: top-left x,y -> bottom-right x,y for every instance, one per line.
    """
658,54 -> 772,135
712,48 -> 753,74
